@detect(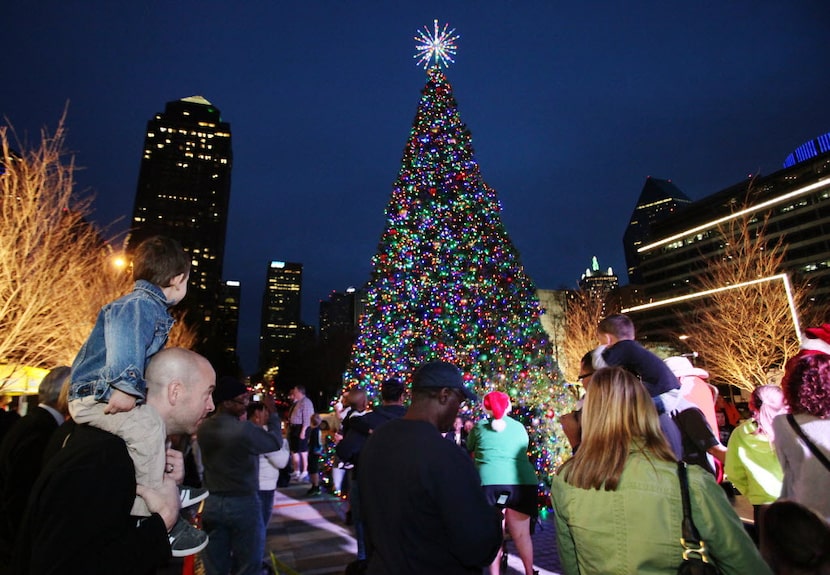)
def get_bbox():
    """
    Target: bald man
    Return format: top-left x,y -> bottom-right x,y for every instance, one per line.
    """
13,348 -> 216,575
